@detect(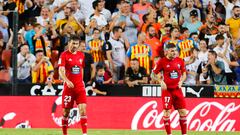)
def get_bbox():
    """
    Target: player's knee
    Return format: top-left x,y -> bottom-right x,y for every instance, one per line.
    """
63,109 -> 70,117
178,109 -> 187,116
163,109 -> 171,117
